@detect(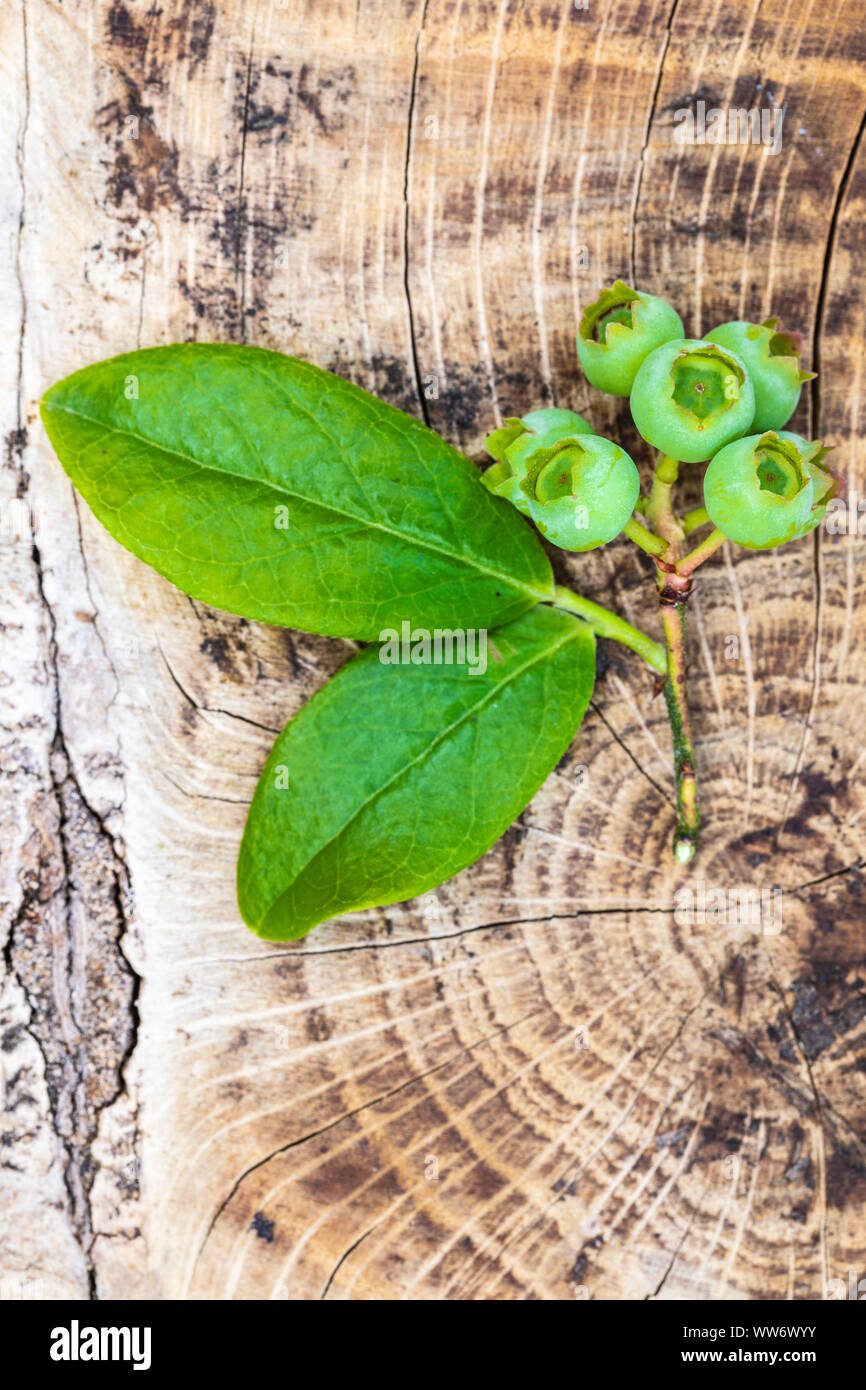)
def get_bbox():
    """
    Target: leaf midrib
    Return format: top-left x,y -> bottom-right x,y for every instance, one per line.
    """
256,621 -> 589,933
46,400 -> 551,603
